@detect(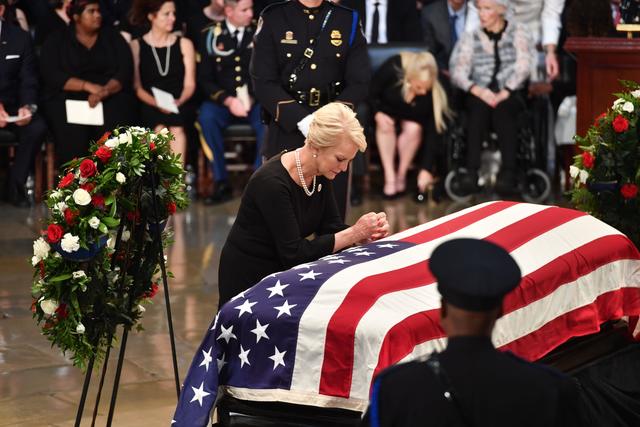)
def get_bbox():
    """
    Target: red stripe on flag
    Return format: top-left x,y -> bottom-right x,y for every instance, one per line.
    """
319,205 -> 582,398
368,235 -> 639,389
501,287 -> 640,361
